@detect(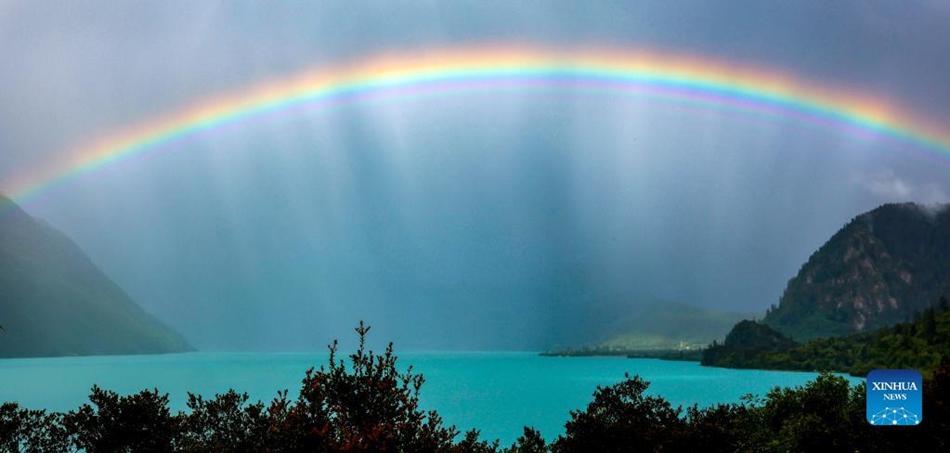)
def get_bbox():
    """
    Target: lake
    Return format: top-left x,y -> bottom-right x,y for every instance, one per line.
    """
0,352 -> 862,445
